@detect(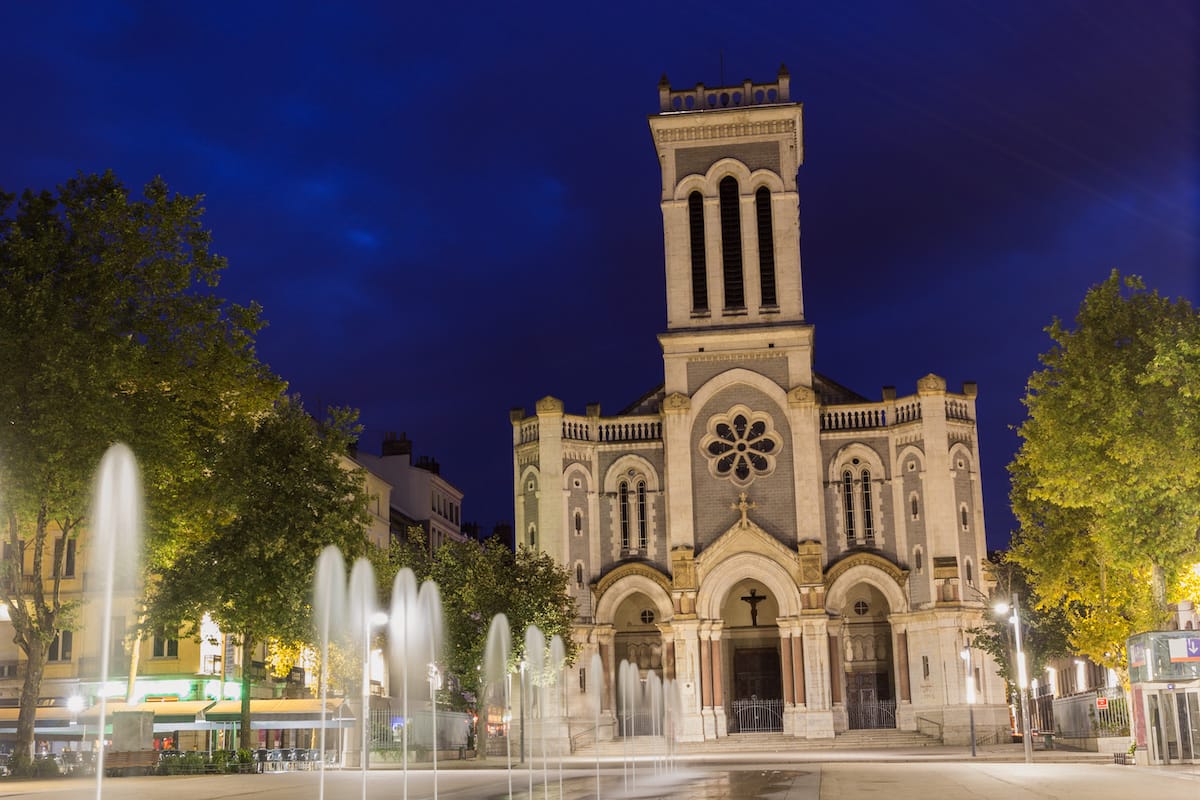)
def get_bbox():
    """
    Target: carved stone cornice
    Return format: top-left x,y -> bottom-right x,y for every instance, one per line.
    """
656,118 -> 797,145
916,374 -> 946,396
824,551 -> 908,590
592,561 -> 672,605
